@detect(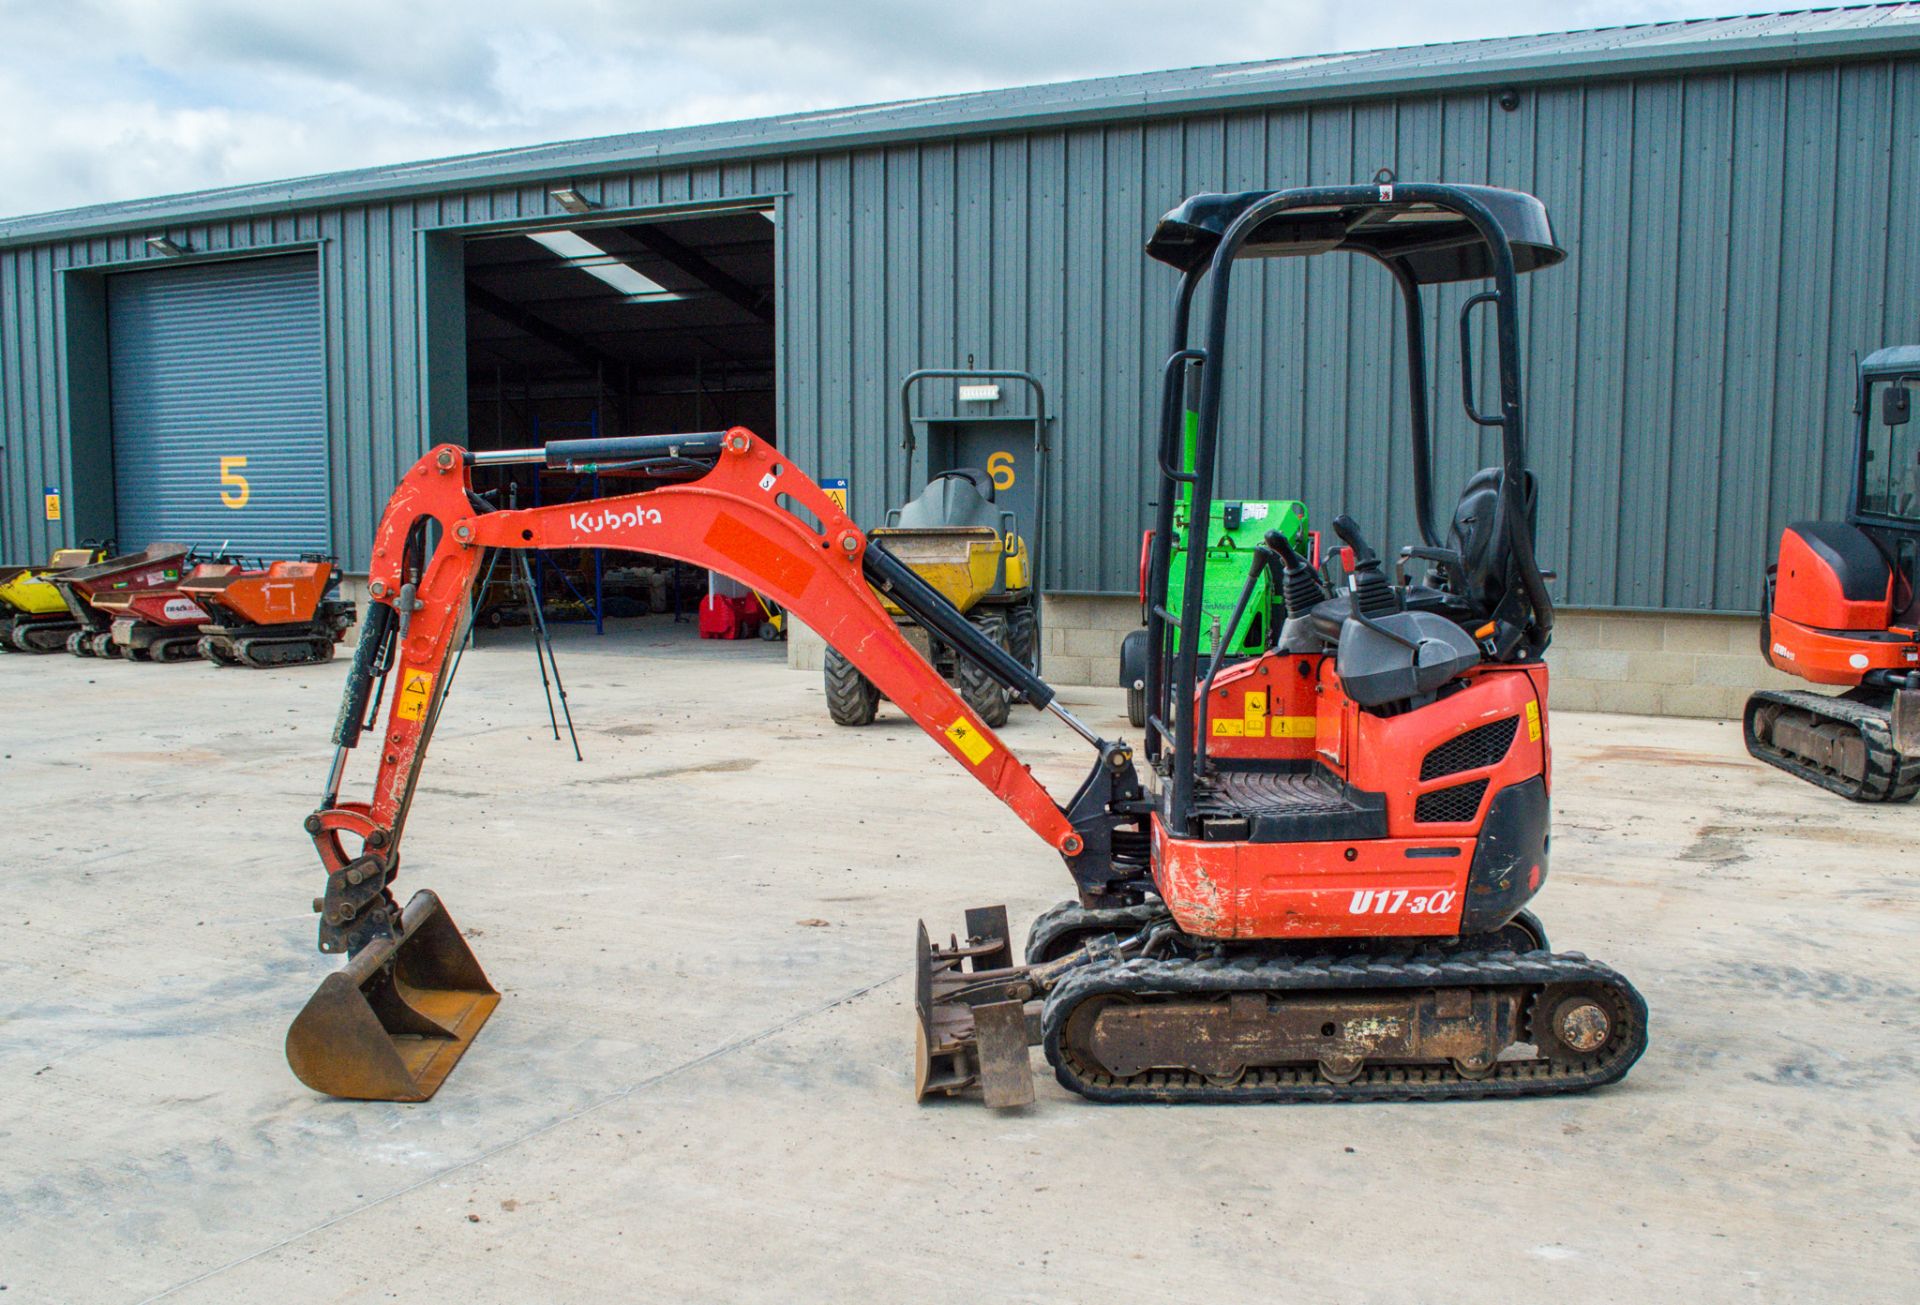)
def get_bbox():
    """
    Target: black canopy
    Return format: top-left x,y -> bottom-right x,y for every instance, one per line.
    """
1146,184 -> 1564,283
